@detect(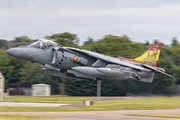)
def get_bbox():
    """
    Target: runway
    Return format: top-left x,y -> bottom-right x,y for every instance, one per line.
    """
1,109 -> 180,120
